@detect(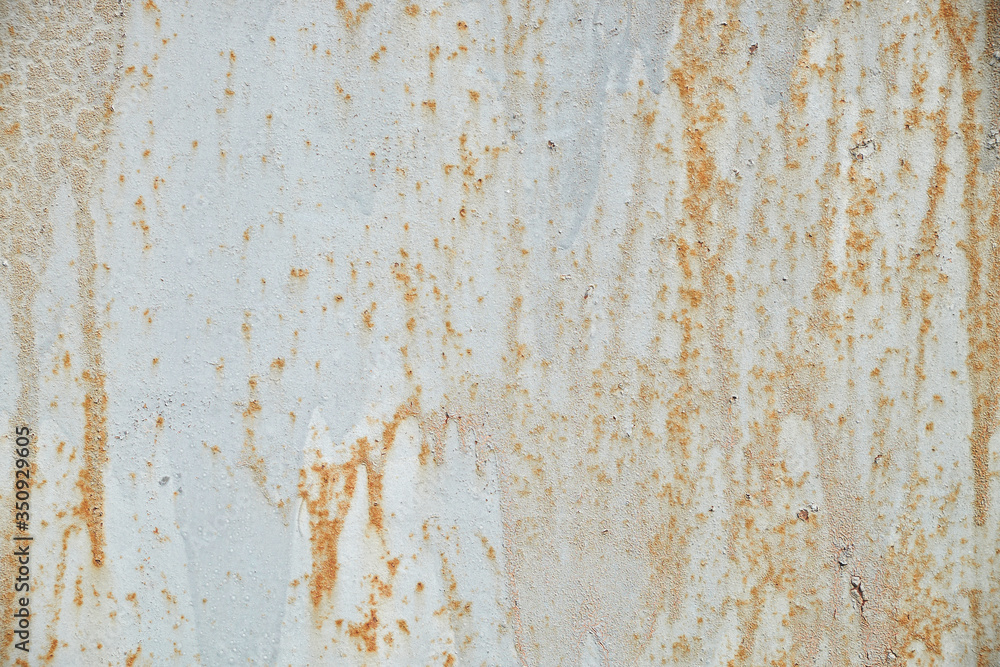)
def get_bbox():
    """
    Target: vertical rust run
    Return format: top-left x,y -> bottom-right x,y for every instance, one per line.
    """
0,0 -> 125,653
0,0 -> 126,584
942,0 -> 997,527
76,354 -> 109,566
66,6 -> 127,565
983,0 -> 1000,531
